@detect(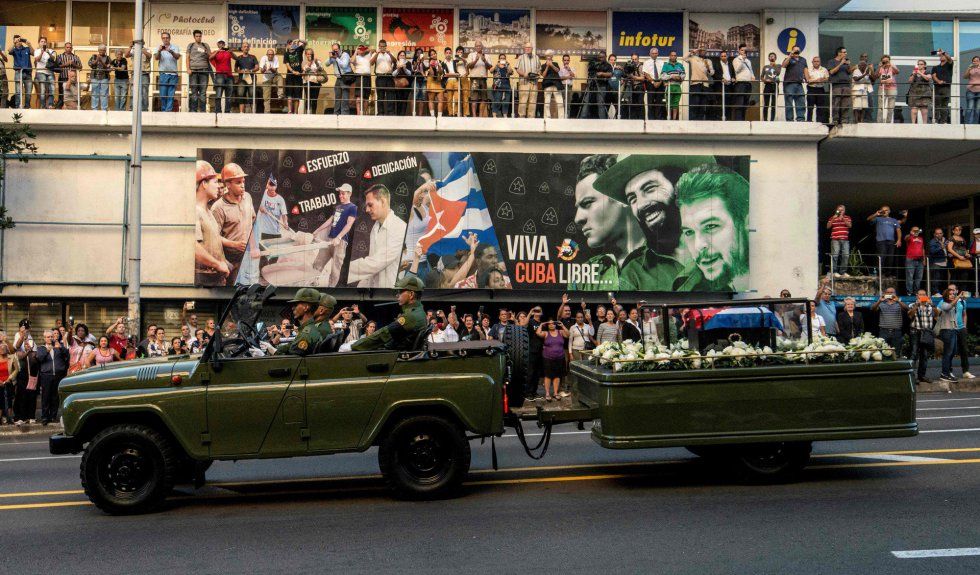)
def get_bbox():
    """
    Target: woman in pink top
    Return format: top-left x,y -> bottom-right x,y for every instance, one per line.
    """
964,56 -> 980,125
87,336 -> 120,367
876,55 -> 899,123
